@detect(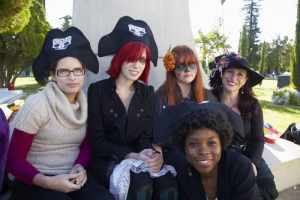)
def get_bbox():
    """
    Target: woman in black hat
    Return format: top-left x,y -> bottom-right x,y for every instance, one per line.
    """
154,45 -> 217,172
209,52 -> 278,200
6,27 -> 114,200
88,16 -> 177,200
172,108 -> 262,200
